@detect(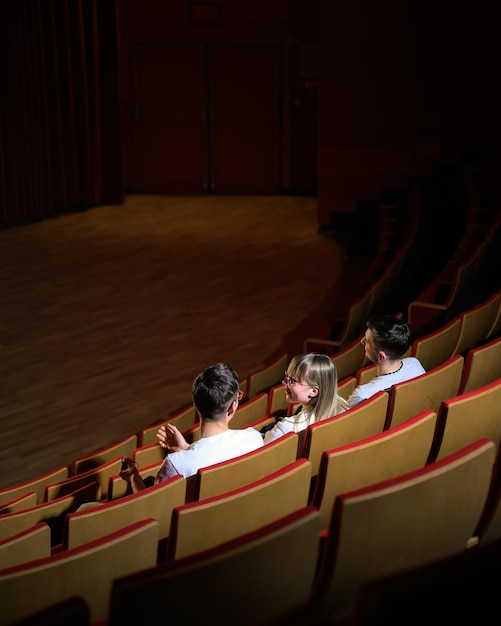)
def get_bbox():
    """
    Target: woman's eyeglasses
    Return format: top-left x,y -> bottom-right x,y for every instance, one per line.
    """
282,372 -> 312,387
